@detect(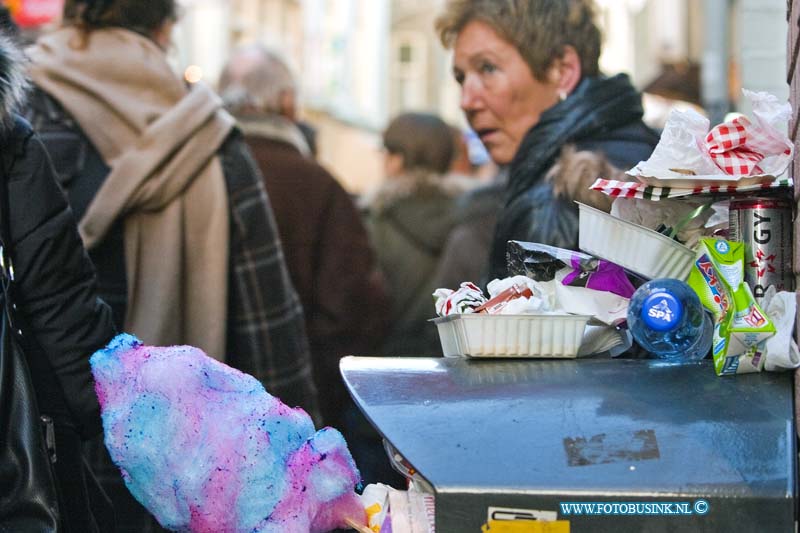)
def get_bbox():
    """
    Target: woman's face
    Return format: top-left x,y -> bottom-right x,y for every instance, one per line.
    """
453,20 -> 560,165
